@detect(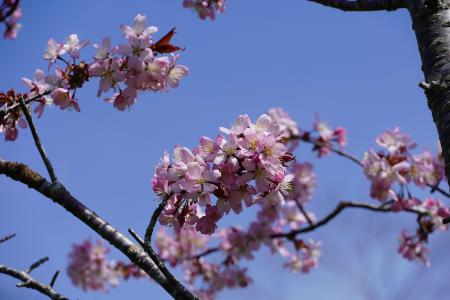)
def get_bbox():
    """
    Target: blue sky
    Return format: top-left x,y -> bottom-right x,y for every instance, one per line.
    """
1,0 -> 449,299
